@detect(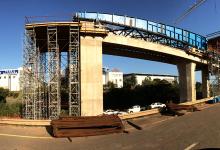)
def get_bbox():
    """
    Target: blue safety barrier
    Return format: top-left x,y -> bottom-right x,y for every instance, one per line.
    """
207,96 -> 220,104
75,12 -> 207,51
